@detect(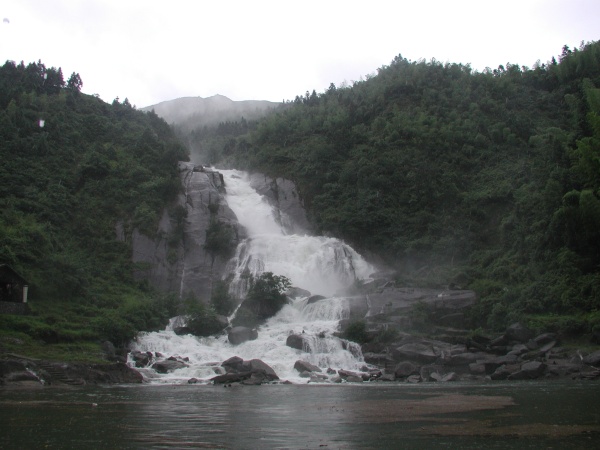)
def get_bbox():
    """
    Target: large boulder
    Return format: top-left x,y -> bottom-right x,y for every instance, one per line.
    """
294,360 -> 322,373
228,327 -> 258,345
212,357 -> 278,384
222,356 -> 245,372
244,359 -> 279,380
392,343 -> 438,364
132,163 -> 240,302
507,361 -> 547,380
130,351 -> 153,368
505,323 -> 534,343
286,334 -> 310,352
394,361 -> 419,378
583,350 -> 600,366
151,359 -> 188,374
